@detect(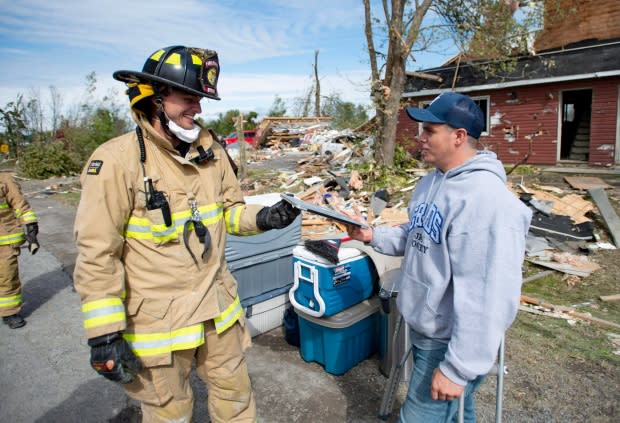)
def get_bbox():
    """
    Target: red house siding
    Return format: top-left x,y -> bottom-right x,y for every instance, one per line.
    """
485,86 -> 559,165
590,81 -> 619,165
398,77 -> 620,166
